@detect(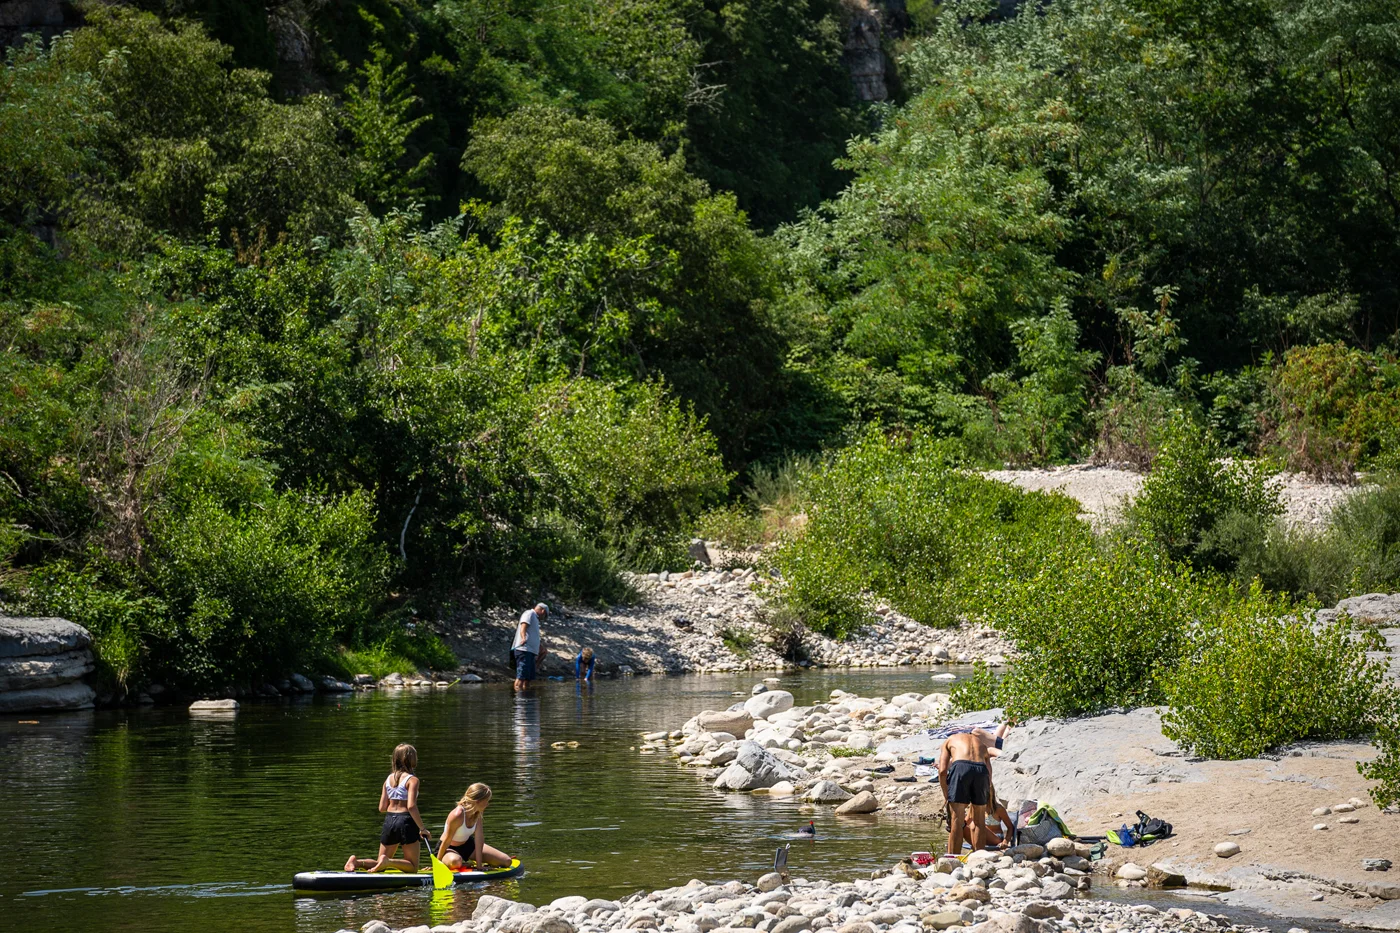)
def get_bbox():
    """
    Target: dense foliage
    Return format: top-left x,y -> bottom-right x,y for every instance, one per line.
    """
1163,591 -> 1388,759
1,0 -> 1398,801
772,431 -> 1396,750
